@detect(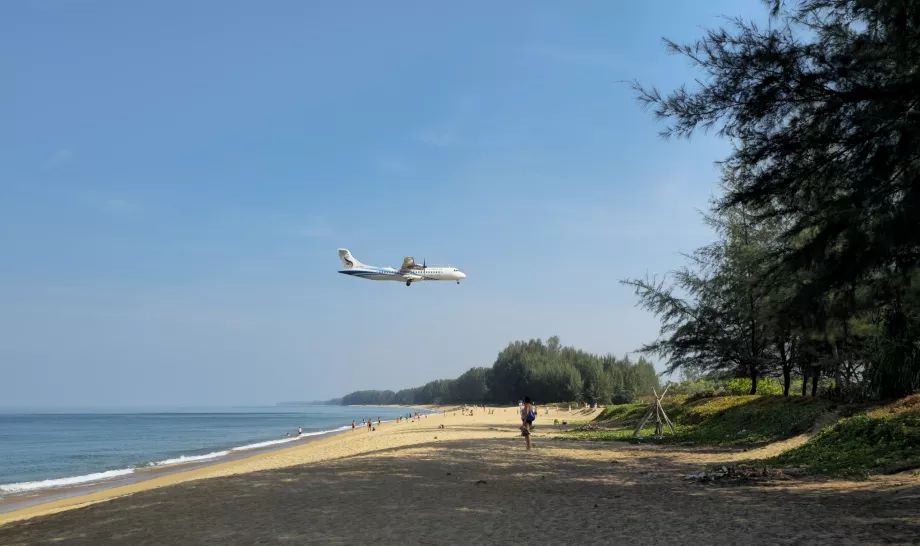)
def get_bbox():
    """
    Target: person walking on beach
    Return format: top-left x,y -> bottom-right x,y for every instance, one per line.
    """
352,420 -> 356,431
520,396 -> 536,450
